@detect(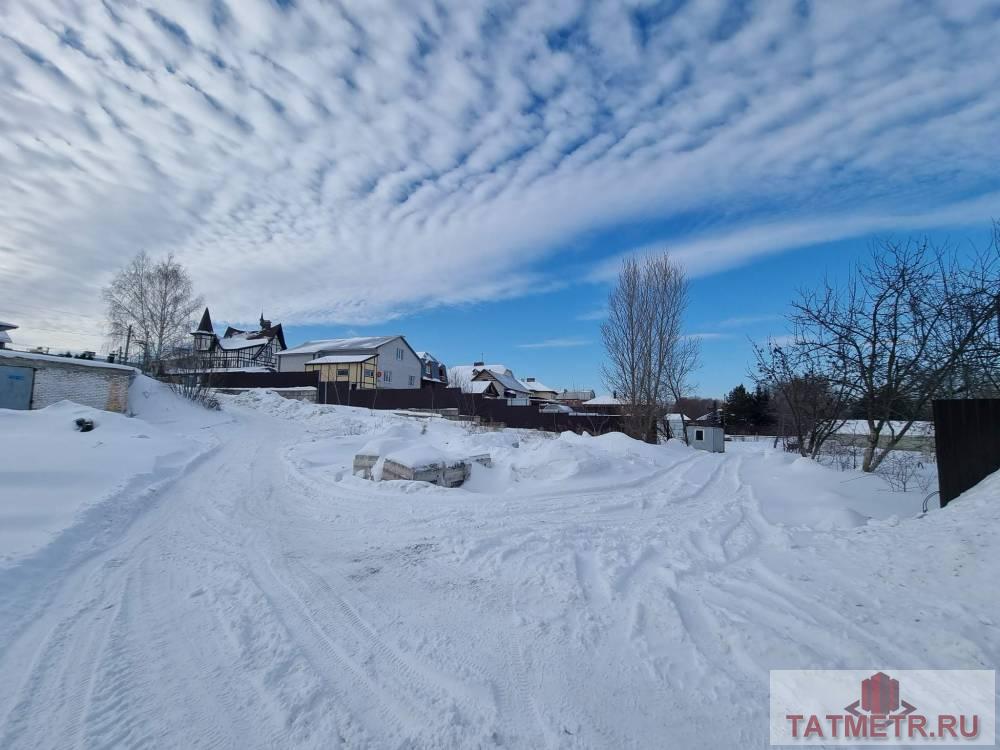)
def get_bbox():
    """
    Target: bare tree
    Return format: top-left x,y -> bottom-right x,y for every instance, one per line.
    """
752,340 -> 851,458
103,252 -> 203,371
165,350 -> 220,410
663,336 -> 699,443
791,233 -> 1000,472
876,451 -> 933,493
447,369 -> 480,419
601,254 -> 697,443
